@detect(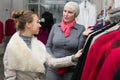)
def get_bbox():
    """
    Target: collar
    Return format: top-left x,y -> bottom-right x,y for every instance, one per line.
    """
58,22 -> 79,30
